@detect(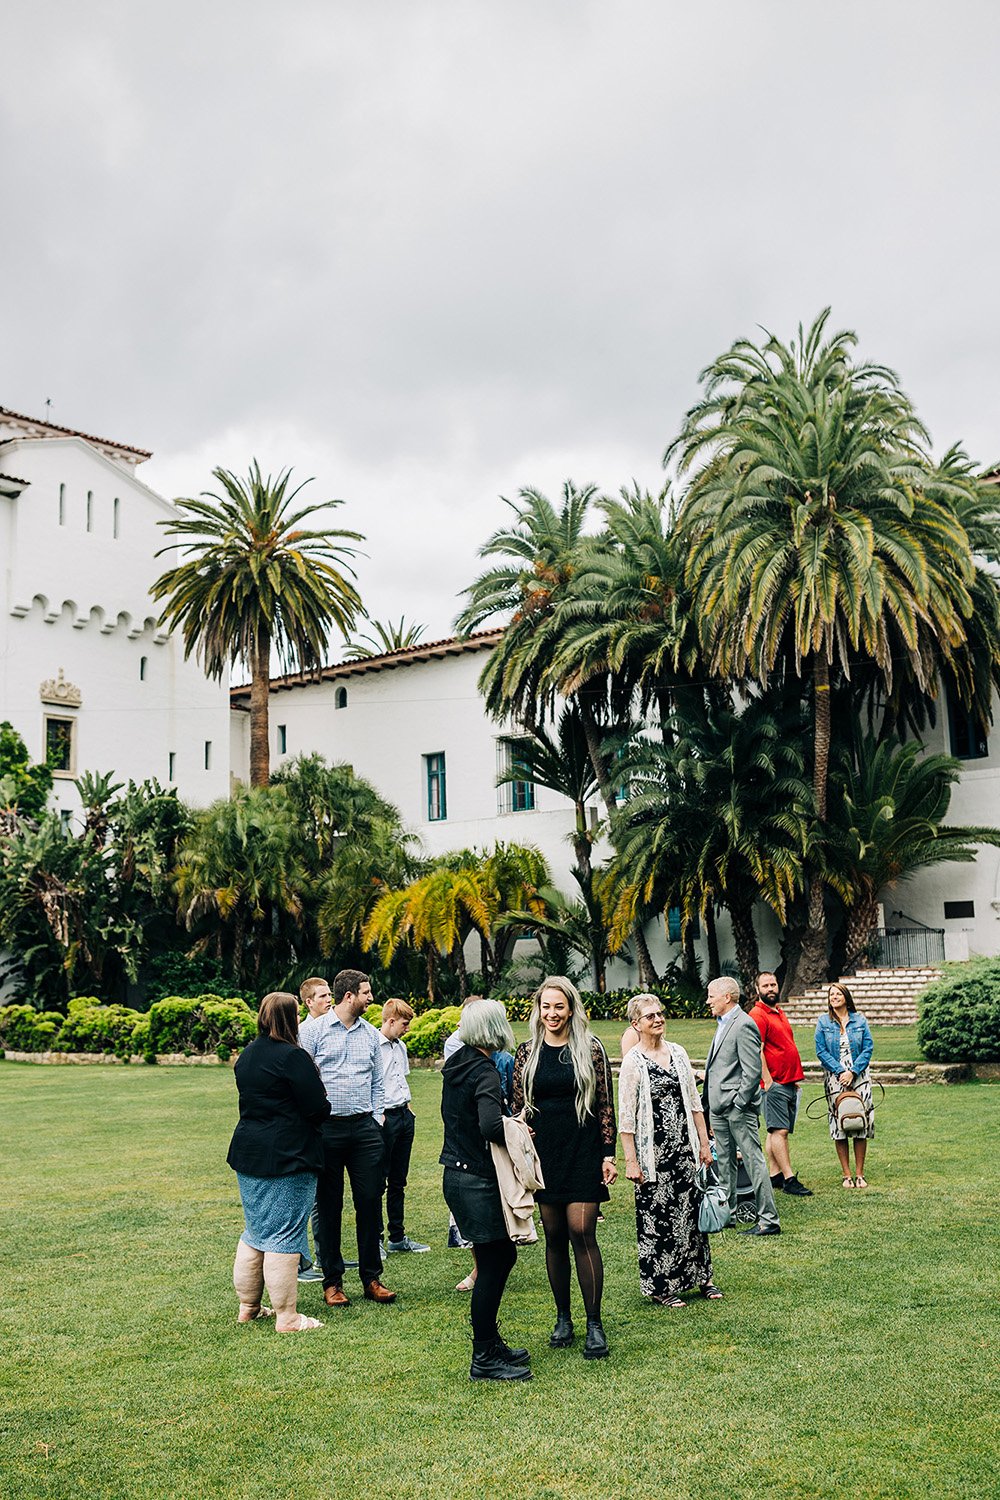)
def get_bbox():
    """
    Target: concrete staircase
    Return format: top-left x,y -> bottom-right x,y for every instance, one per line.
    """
781,966 -> 943,1026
